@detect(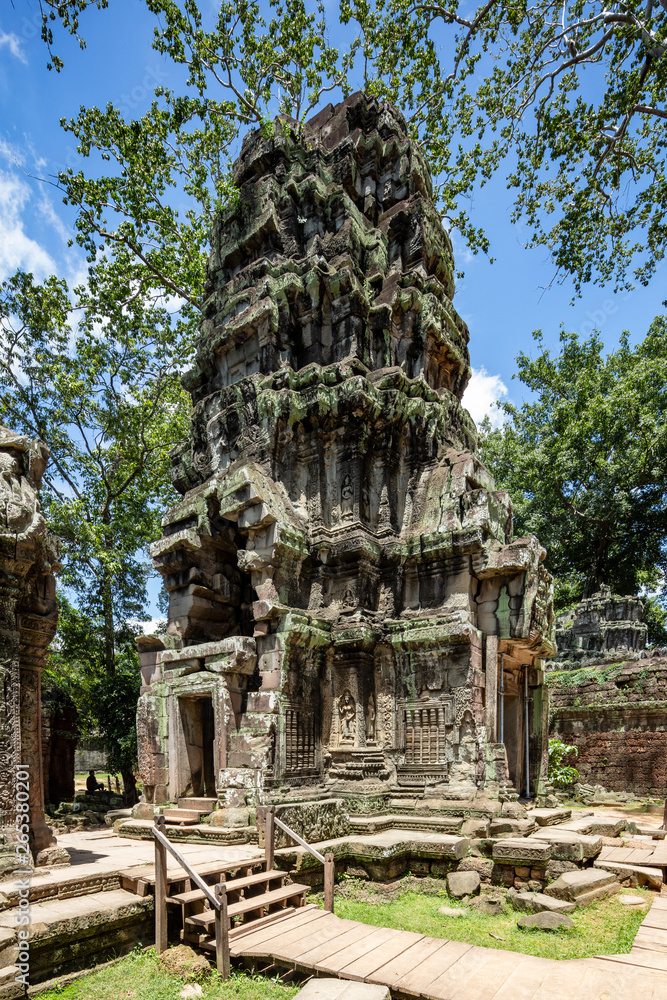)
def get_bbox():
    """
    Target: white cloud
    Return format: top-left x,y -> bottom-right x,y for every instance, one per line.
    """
0,31 -> 28,65
0,170 -> 56,280
133,618 -> 166,636
0,137 -> 83,286
462,366 -> 508,428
